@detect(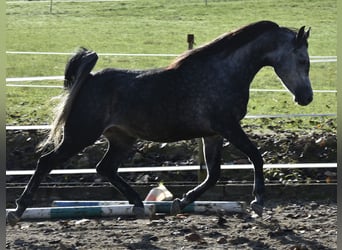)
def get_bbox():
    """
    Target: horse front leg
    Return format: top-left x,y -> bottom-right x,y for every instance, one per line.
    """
222,122 -> 264,216
171,135 -> 223,215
